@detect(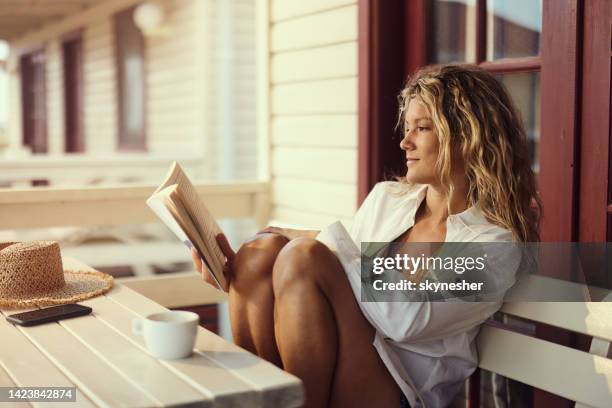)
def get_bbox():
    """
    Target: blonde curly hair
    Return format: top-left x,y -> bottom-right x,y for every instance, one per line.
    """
397,64 -> 541,242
